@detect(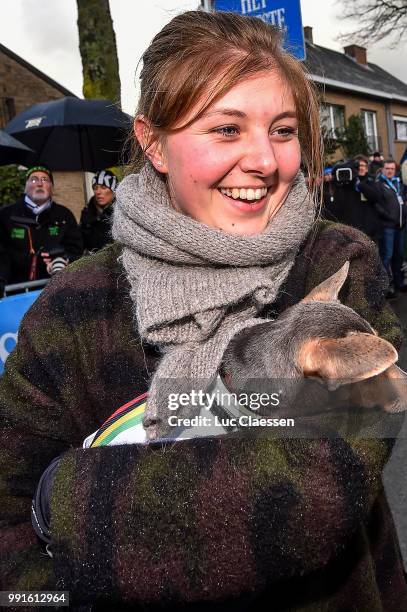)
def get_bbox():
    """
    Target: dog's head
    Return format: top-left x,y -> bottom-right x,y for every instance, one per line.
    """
223,262 -> 407,414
